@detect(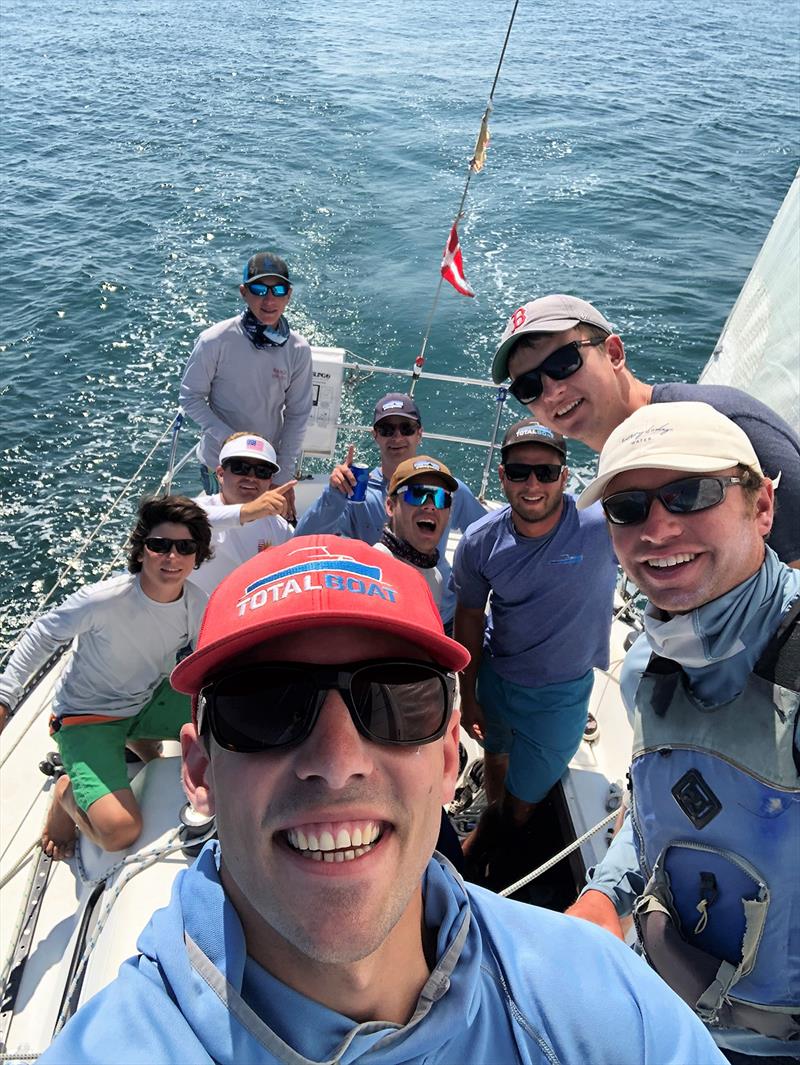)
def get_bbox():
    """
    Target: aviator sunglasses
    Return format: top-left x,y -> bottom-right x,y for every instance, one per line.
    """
374,421 -> 419,438
197,659 -> 455,752
509,336 -> 607,404
144,536 -> 198,556
246,281 -> 290,298
503,463 -> 564,484
223,458 -> 276,480
602,475 -> 744,526
397,484 -> 453,509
